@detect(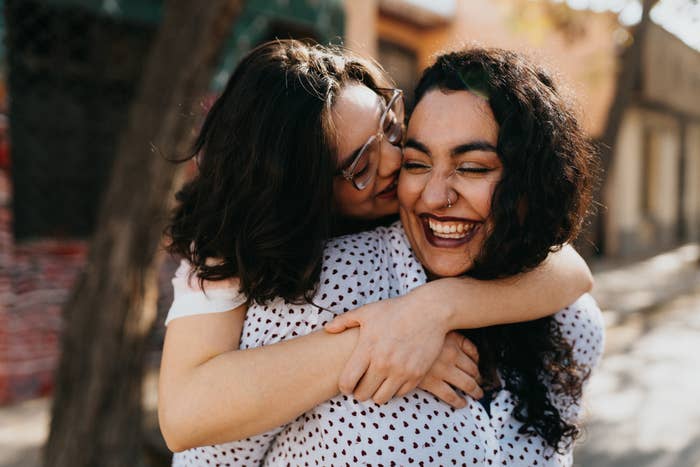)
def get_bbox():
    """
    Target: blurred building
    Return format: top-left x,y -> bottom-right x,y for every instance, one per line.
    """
344,0 -> 619,135
0,0 -> 698,404
604,24 -> 700,256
